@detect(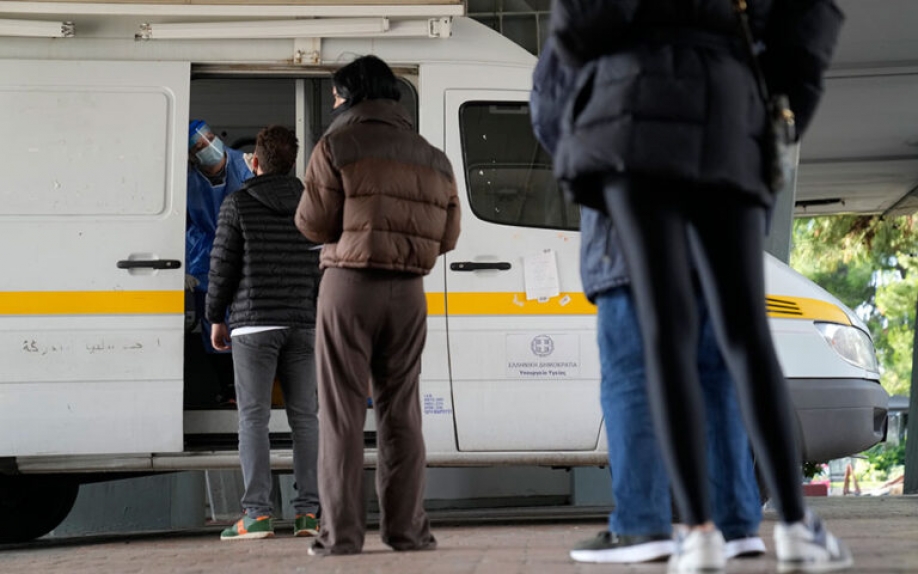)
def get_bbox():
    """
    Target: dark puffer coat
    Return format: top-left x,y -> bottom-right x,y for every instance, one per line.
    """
550,0 -> 843,207
531,39 -> 630,300
206,174 -> 321,329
